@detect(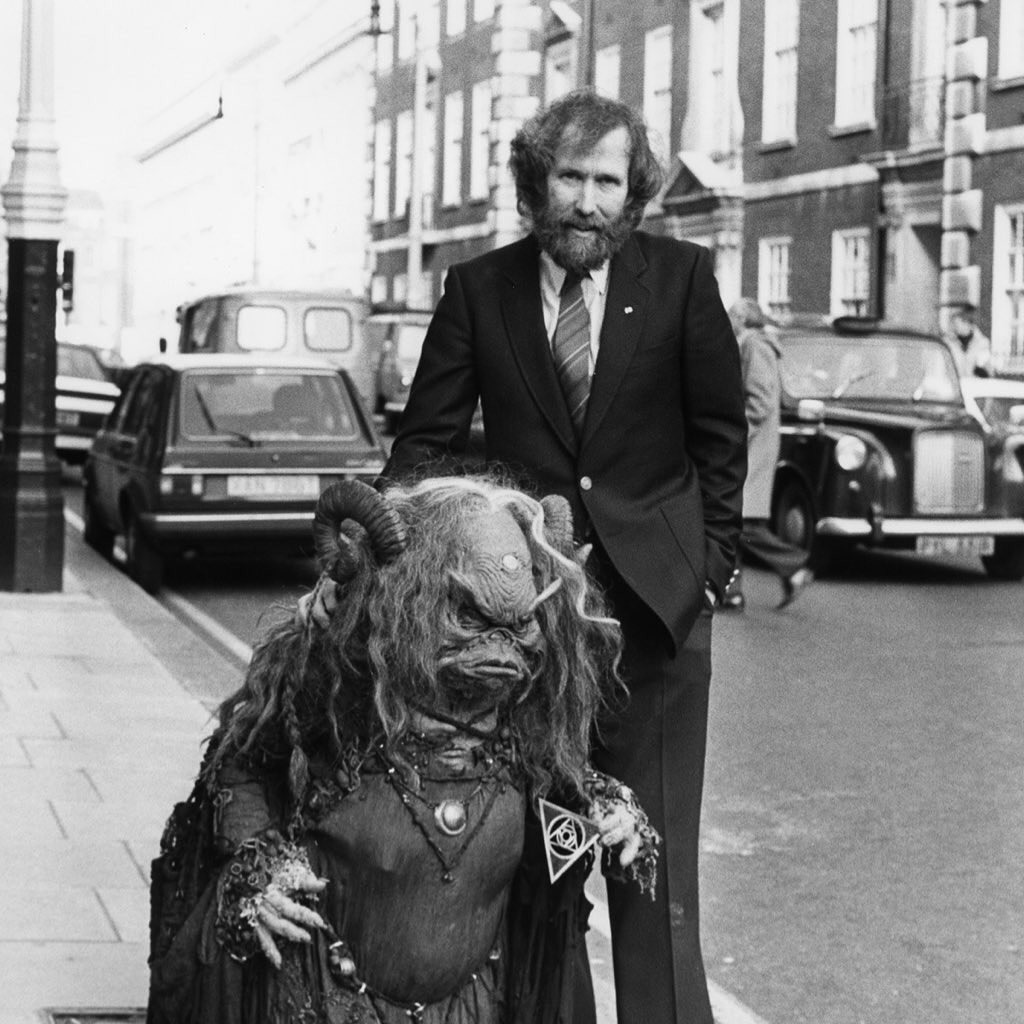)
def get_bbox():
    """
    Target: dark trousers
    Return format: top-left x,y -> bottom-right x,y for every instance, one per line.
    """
590,577 -> 714,1024
738,517 -> 807,579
